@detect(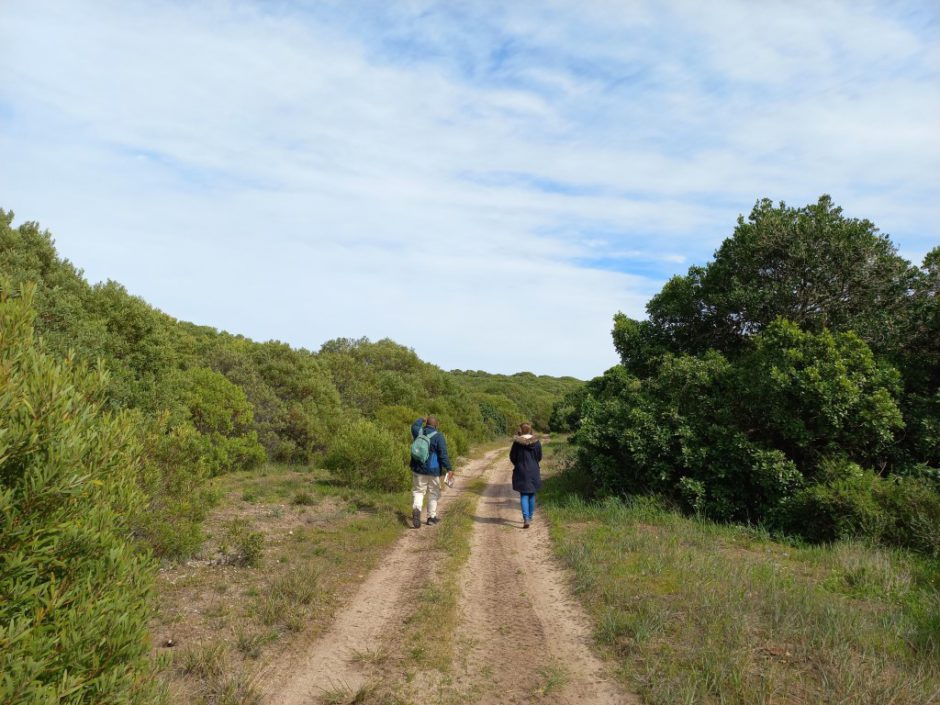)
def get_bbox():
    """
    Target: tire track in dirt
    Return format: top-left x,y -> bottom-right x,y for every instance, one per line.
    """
452,457 -> 635,704
263,448 -> 505,705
